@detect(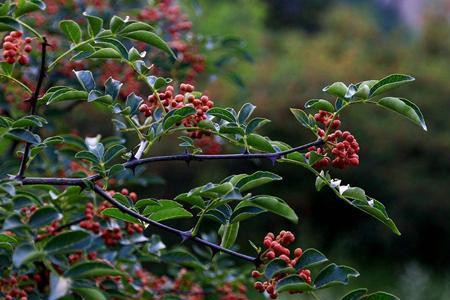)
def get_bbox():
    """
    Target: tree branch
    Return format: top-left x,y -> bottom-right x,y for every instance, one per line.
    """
92,185 -> 257,263
17,37 -> 48,178
19,138 -> 323,185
